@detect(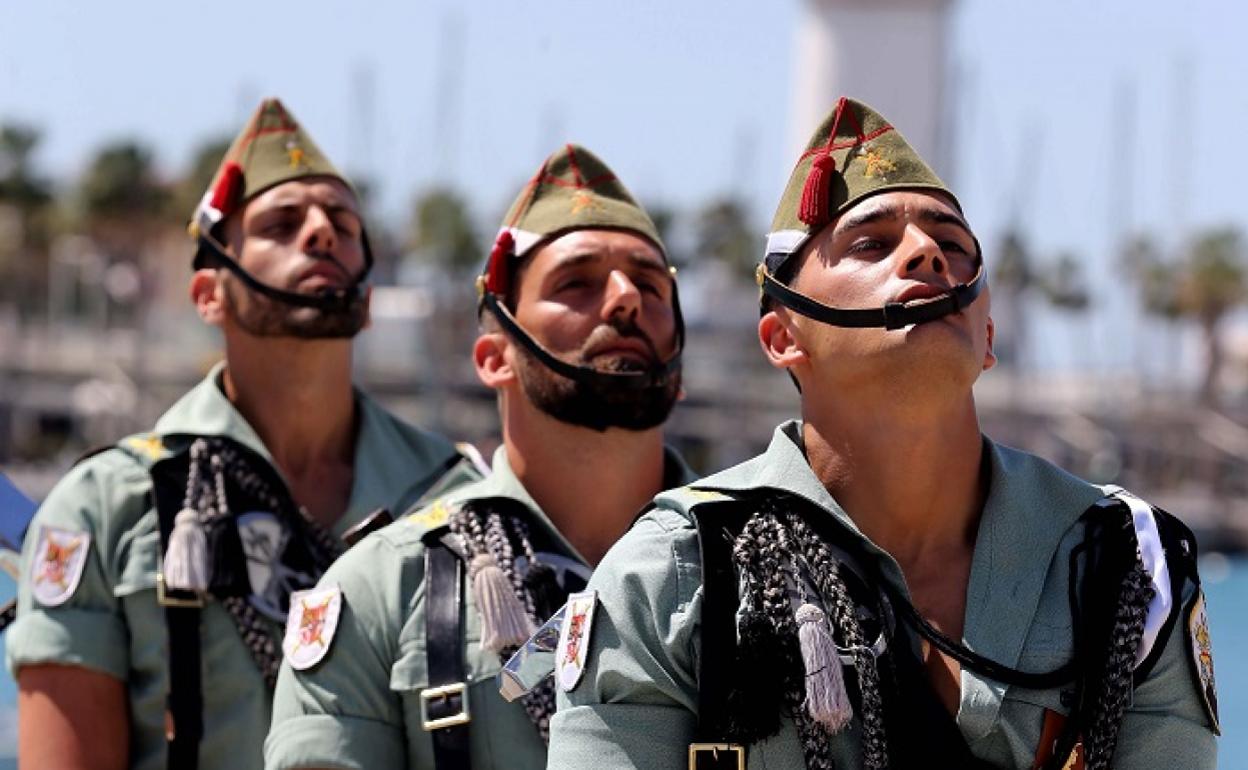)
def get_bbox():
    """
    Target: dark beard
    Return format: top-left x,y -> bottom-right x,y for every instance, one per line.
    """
223,276 -> 367,339
514,318 -> 680,432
